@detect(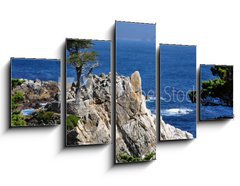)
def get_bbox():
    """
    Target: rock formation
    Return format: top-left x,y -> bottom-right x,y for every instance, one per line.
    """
66,71 -> 193,161
13,79 -> 60,111
11,79 -> 61,126
160,116 -> 193,140
115,71 -> 156,163
66,73 -> 111,146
